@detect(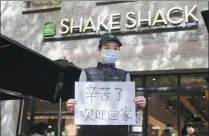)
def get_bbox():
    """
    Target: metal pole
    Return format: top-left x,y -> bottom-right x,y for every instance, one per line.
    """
177,75 -> 181,136
57,95 -> 62,136
56,72 -> 64,136
142,76 -> 148,136
17,99 -> 25,136
207,76 -> 209,136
